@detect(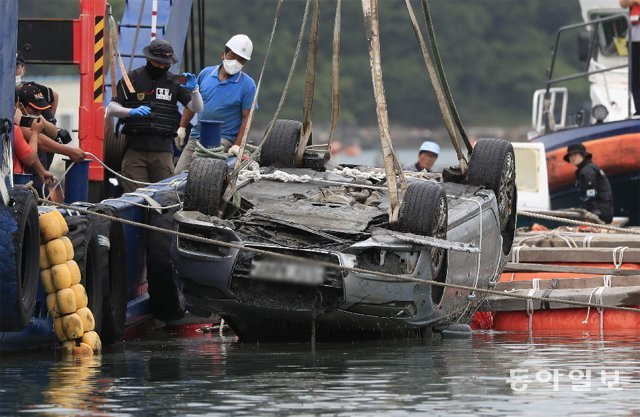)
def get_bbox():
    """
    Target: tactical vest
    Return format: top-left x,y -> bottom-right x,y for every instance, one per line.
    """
121,81 -> 180,137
